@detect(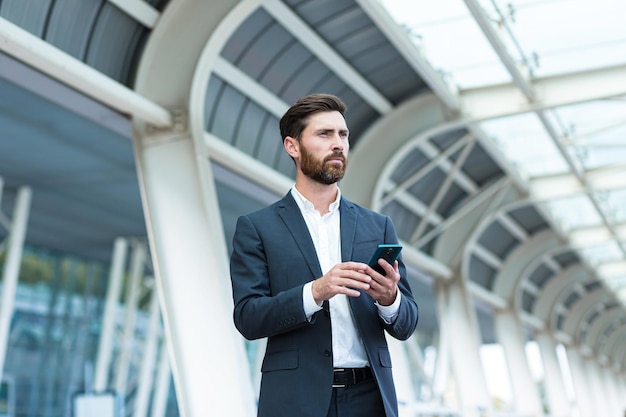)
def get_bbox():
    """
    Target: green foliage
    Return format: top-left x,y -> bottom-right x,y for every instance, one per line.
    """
16,251 -> 54,285
0,246 -> 108,296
